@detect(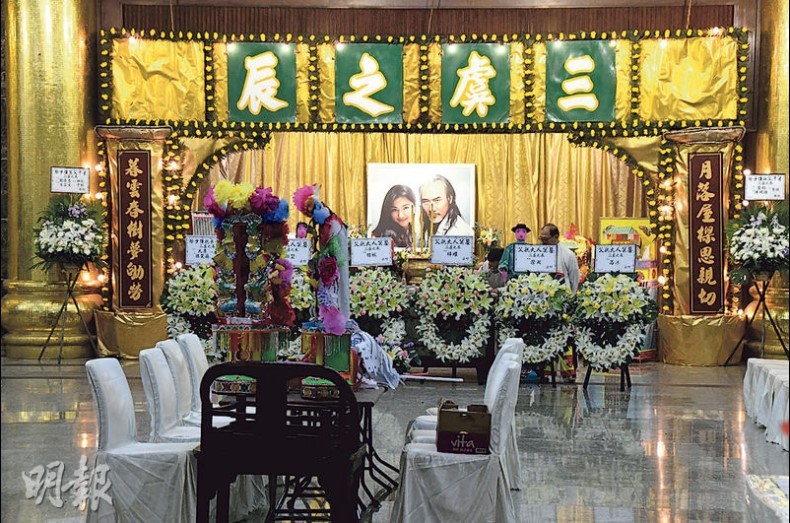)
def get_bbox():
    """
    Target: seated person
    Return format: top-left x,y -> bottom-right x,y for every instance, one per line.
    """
477,247 -> 506,289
